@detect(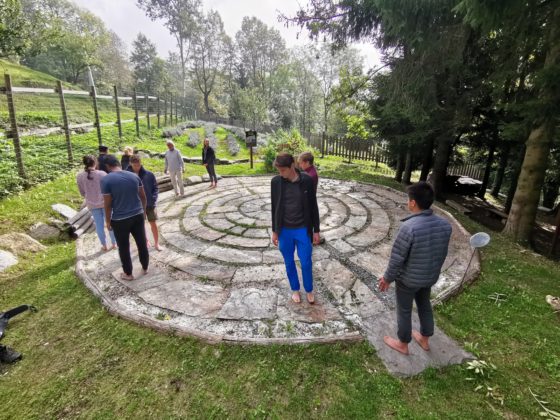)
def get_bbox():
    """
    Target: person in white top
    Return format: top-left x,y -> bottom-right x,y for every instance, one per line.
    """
164,140 -> 185,196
